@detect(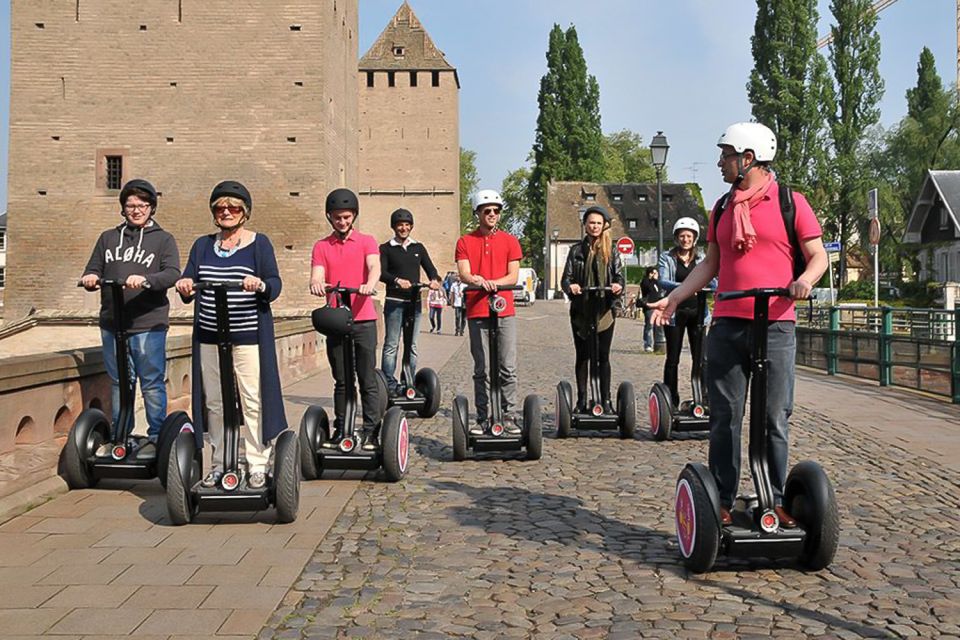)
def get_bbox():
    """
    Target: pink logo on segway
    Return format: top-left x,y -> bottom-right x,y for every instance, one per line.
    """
340,437 -> 355,453
692,405 -> 705,419
405,388 -> 416,400
675,479 -> 696,558
398,417 -> 409,472
491,423 -> 504,436
221,472 -> 239,491
490,295 -> 508,314
591,404 -> 603,417
111,444 -> 127,460
760,510 -> 779,533
648,393 -> 660,435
